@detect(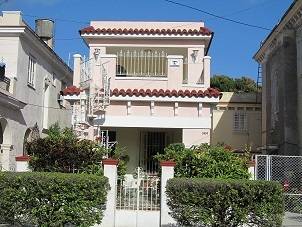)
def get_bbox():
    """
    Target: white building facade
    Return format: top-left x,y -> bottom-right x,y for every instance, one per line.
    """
0,11 -> 73,171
